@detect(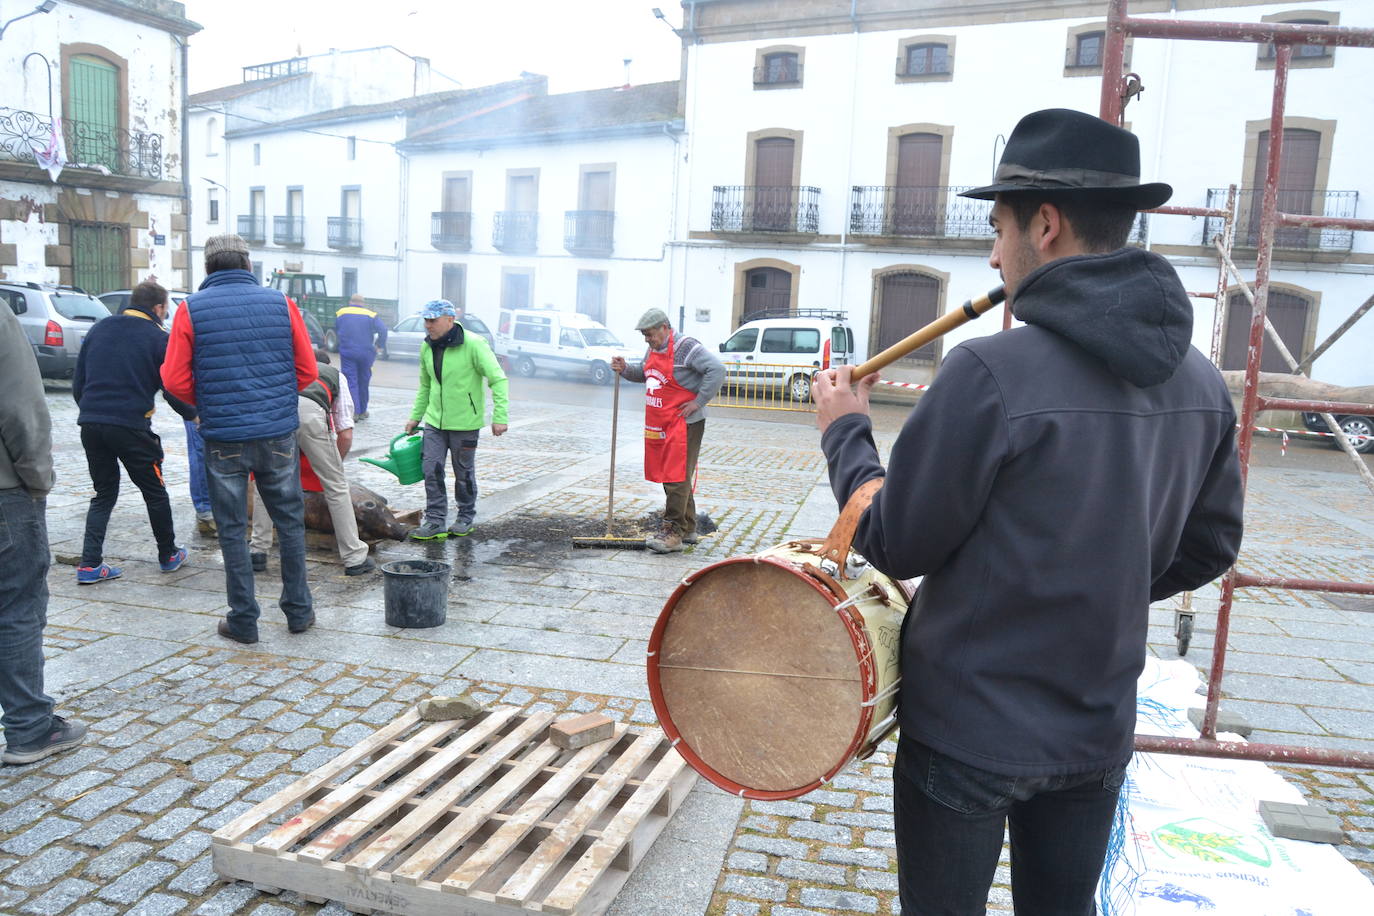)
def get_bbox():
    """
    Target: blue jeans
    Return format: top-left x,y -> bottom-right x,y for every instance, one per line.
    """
185,420 -> 209,513
203,435 -> 312,639
894,734 -> 1125,915
0,490 -> 53,747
